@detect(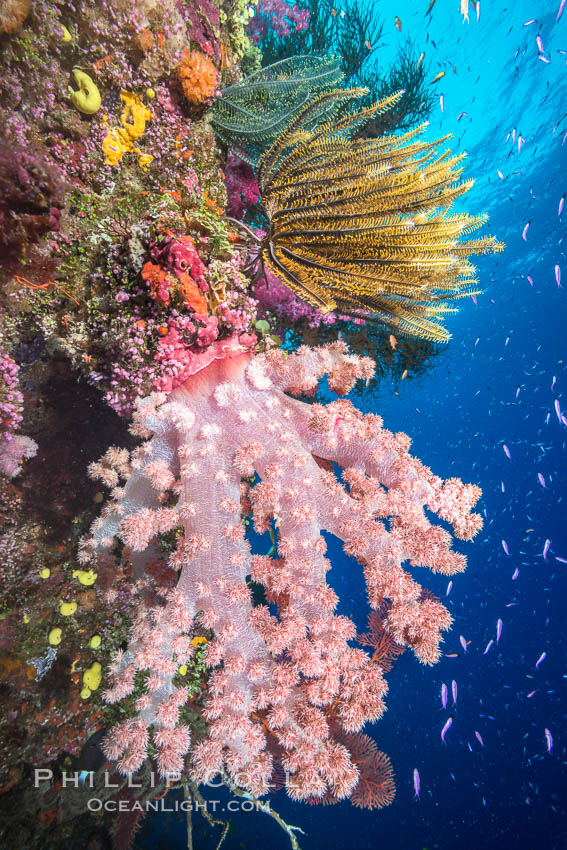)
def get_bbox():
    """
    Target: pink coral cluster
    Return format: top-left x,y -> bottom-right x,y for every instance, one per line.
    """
81,343 -> 482,798
225,152 -> 261,220
149,235 -> 207,288
254,266 -> 339,330
248,0 -> 310,42
0,349 -> 37,478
